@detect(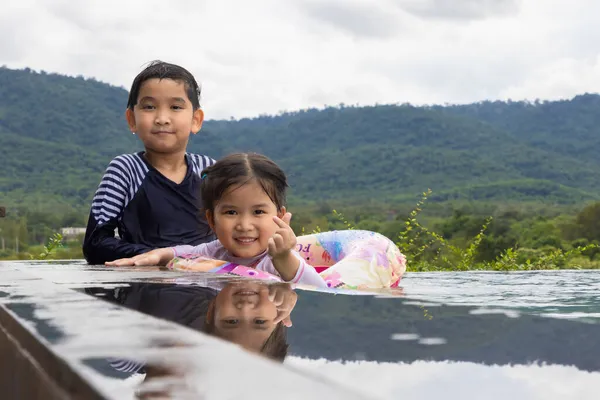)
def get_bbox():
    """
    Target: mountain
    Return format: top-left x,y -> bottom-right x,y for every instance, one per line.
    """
1,65 -> 600,212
